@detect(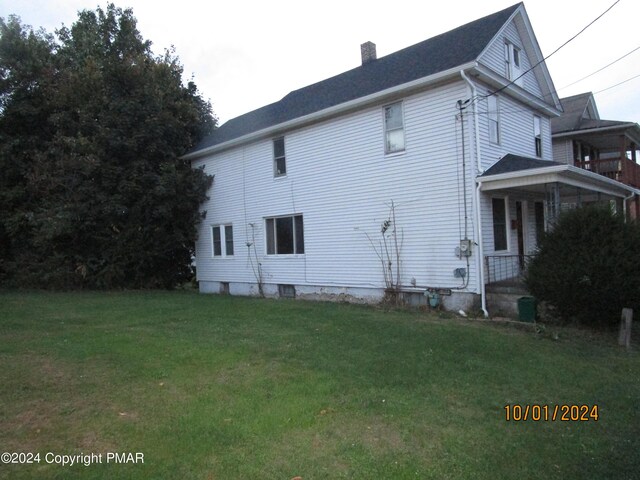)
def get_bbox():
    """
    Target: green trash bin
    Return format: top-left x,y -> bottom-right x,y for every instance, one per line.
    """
518,296 -> 536,322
